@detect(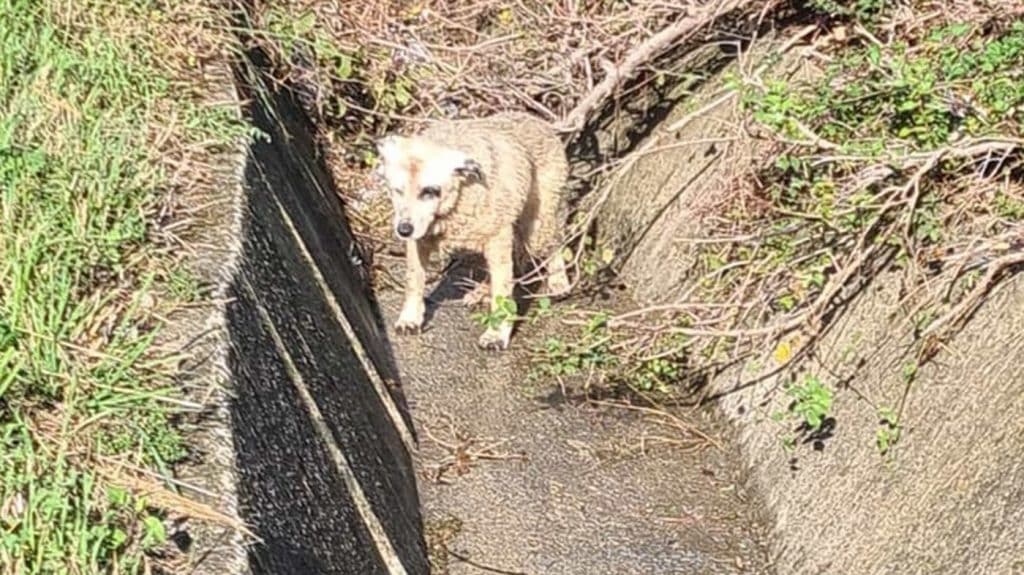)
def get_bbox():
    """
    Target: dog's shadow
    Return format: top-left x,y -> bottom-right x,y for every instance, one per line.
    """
422,250 -> 537,330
